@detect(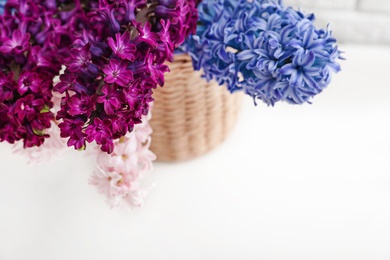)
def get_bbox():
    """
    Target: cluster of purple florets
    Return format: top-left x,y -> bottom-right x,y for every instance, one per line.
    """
0,0 -> 198,153
0,0 -> 83,147
185,0 -> 343,106
55,0 -> 198,153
